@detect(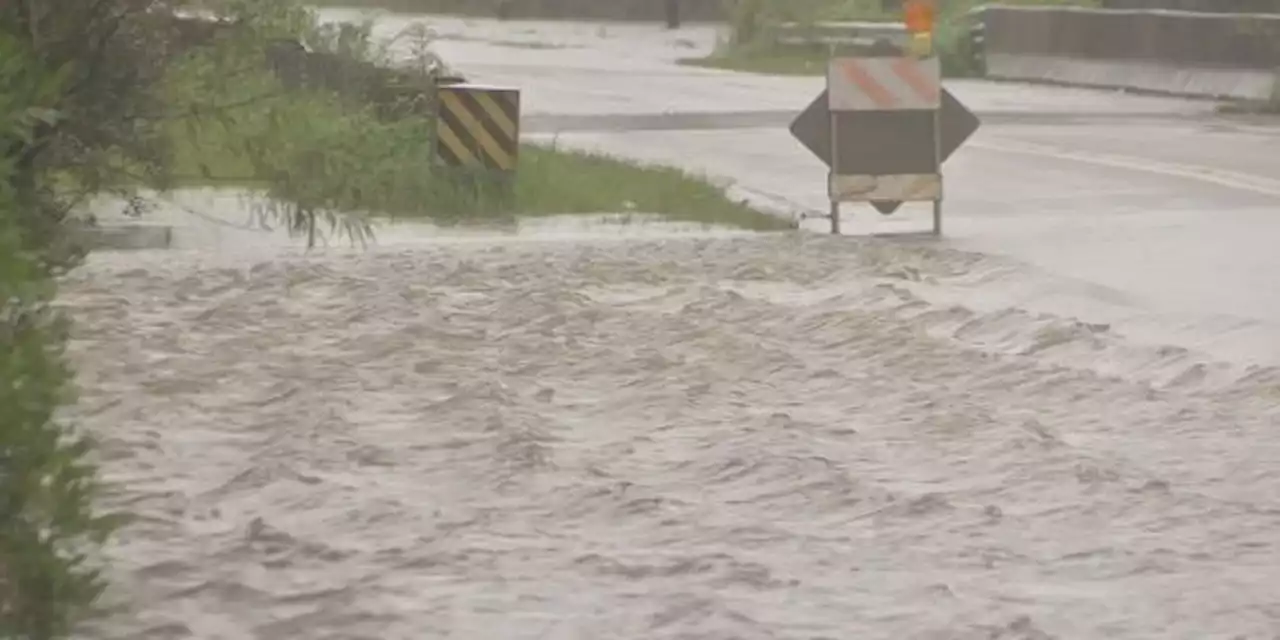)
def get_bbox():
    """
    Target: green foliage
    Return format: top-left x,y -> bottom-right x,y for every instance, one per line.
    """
161,0 -> 781,234
0,2 -> 167,635
0,113 -> 123,640
0,2 -> 781,638
0,0 -> 184,272
155,0 -> 476,244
